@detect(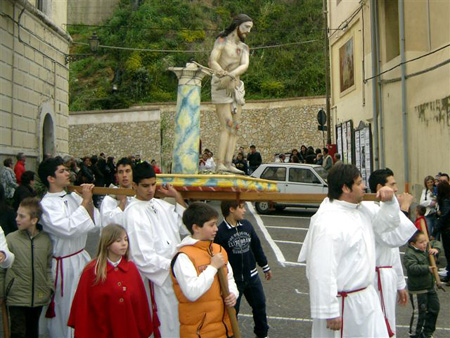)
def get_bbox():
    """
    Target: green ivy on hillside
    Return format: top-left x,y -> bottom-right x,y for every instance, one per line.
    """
68,0 -> 325,111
